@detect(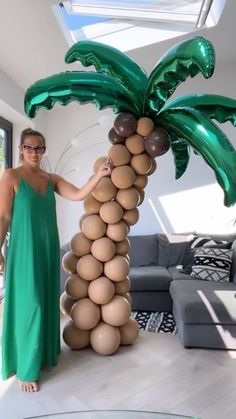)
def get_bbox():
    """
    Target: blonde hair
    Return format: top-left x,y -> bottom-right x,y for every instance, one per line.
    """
19,128 -> 46,163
